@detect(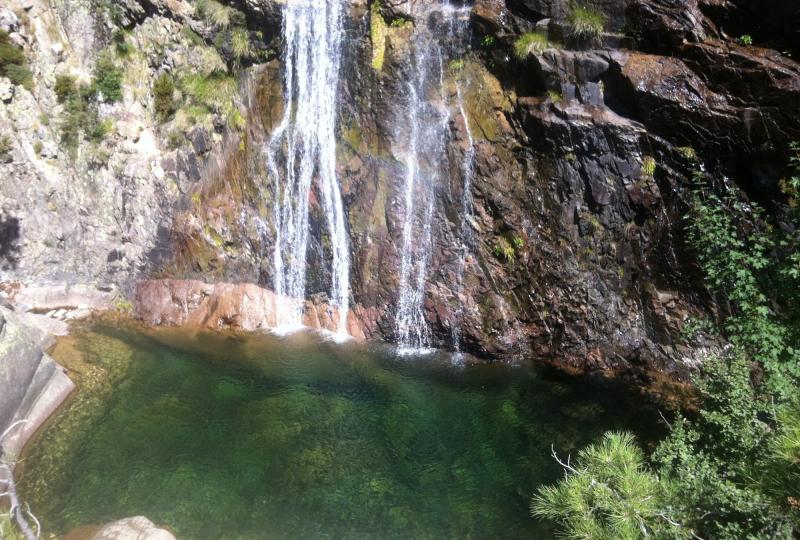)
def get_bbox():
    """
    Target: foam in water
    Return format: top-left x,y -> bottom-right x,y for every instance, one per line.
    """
265,1 -> 350,334
395,2 -> 473,352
